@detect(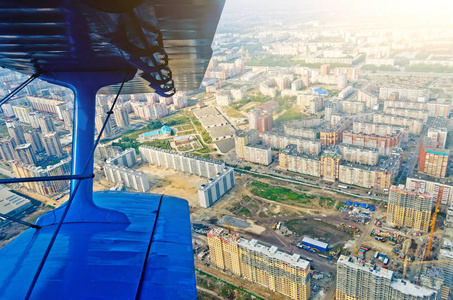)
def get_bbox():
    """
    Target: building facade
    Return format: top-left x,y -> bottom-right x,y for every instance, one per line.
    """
103,164 -> 150,192
208,228 -> 311,300
336,256 -> 437,300
387,185 -> 433,232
